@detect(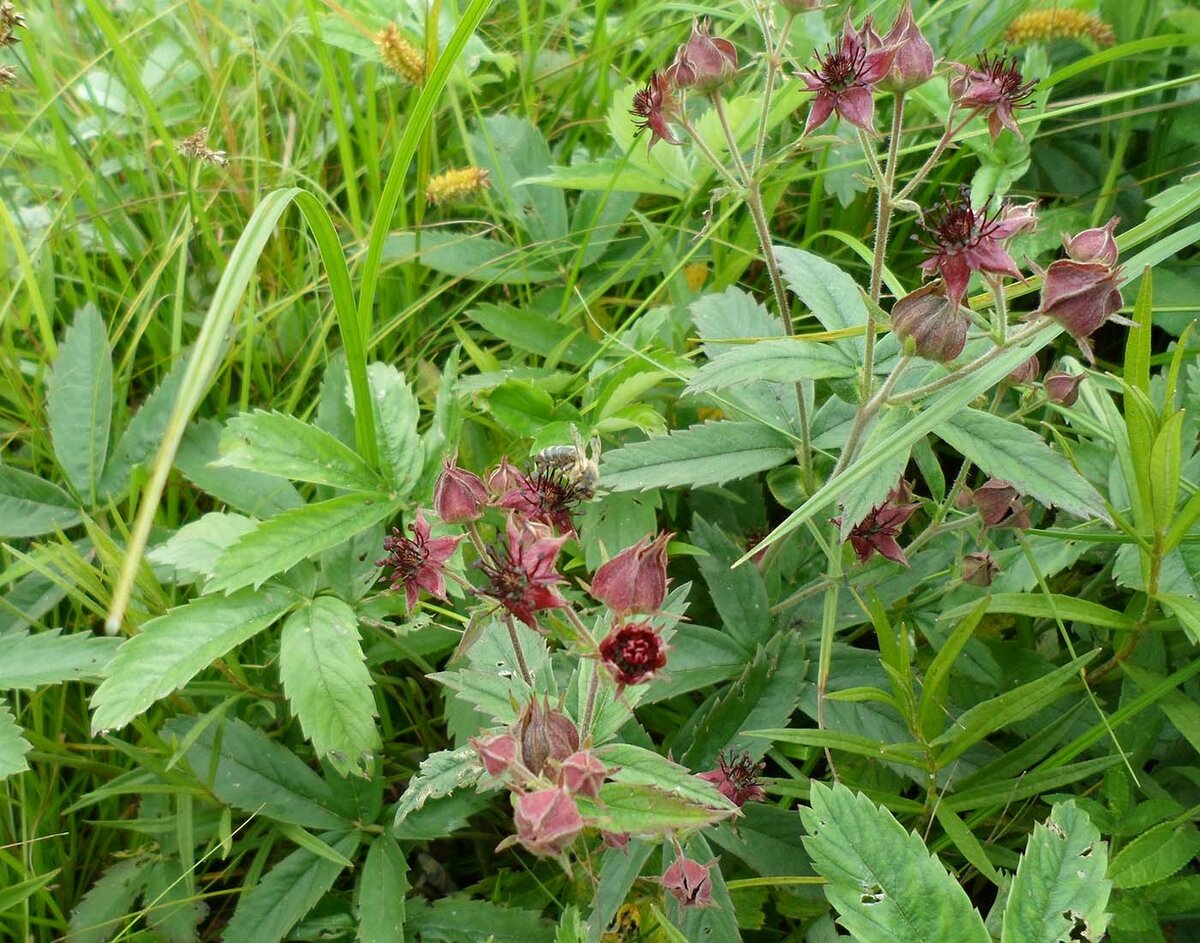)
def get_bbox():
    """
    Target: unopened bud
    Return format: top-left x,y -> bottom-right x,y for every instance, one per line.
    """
1062,217 -> 1120,266
1043,371 -> 1085,406
973,478 -> 1031,529
1039,260 -> 1124,363
511,787 -> 583,857
590,532 -> 671,615
558,749 -> 609,799
472,732 -> 519,778
433,457 -> 488,523
486,456 -> 524,496
878,2 -> 935,93
666,18 -> 738,94
962,551 -> 999,587
515,697 -> 579,776
891,283 -> 968,363
662,855 -> 716,909
1006,354 -> 1039,386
